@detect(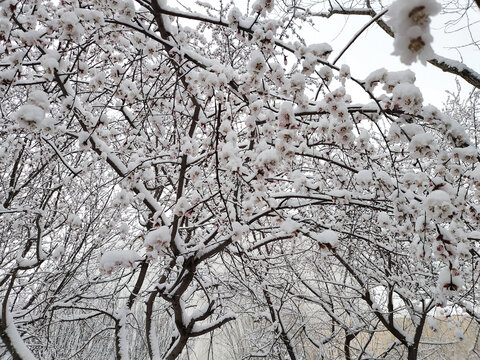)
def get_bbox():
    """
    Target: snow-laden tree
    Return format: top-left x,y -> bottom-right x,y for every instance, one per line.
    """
0,0 -> 479,359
